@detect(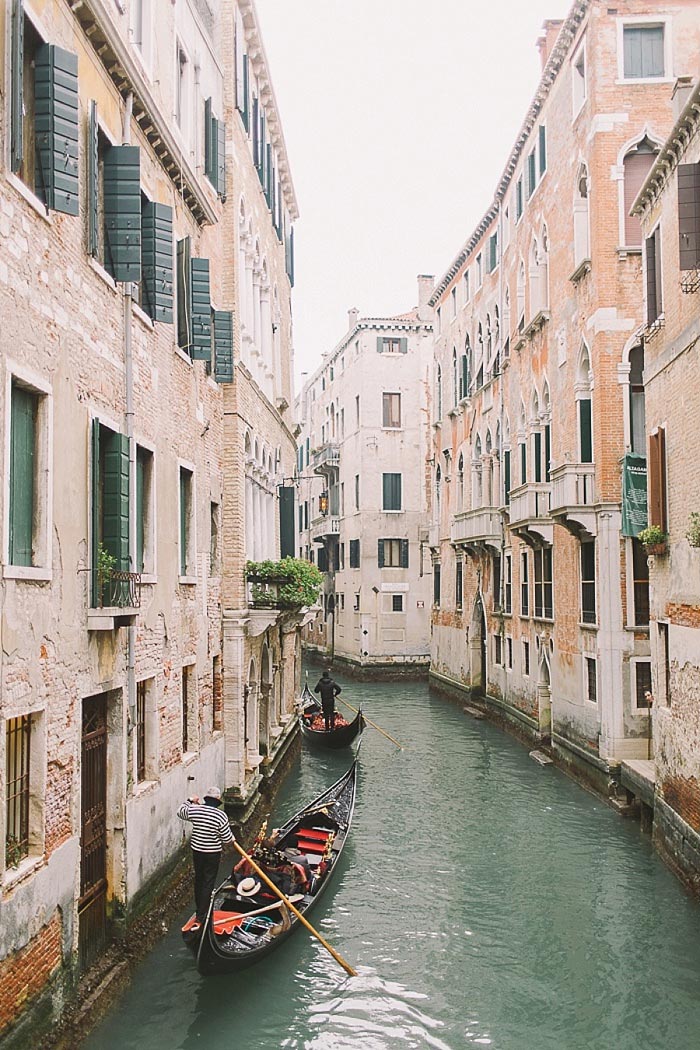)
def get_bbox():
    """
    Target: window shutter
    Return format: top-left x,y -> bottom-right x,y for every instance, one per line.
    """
104,145 -> 142,282
235,12 -> 245,114
252,96 -> 259,169
378,540 -> 385,568
265,144 -> 272,206
279,486 -> 295,558
242,54 -> 250,132
190,257 -> 211,361
544,424 -> 551,482
34,44 -> 80,215
88,100 -> 99,256
9,386 -> 35,566
678,162 -> 700,271
579,398 -> 593,463
204,97 -> 213,181
141,201 -> 173,324
103,429 -> 130,571
376,337 -> 384,354
648,428 -> 667,530
645,233 -> 658,324
213,309 -> 234,382
382,473 -> 390,509
504,449 -> 511,505
624,28 -> 642,78
180,471 -> 188,576
539,125 -> 547,175
177,237 -> 192,349
136,447 -> 145,573
399,337 -> 408,354
286,226 -> 295,287
534,431 -> 542,483
624,151 -> 655,247
10,0 -> 24,175
216,119 -> 226,199
400,539 -> 409,568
